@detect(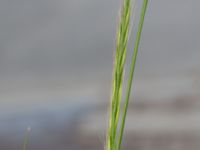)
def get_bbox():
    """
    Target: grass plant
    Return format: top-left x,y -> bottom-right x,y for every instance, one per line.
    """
22,127 -> 31,150
106,0 -> 148,150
